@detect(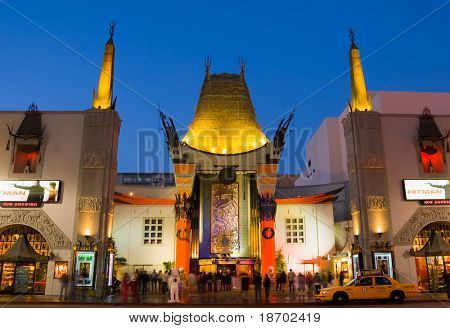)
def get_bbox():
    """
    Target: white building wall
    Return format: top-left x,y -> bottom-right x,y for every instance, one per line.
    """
275,203 -> 335,273
112,204 -> 176,276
